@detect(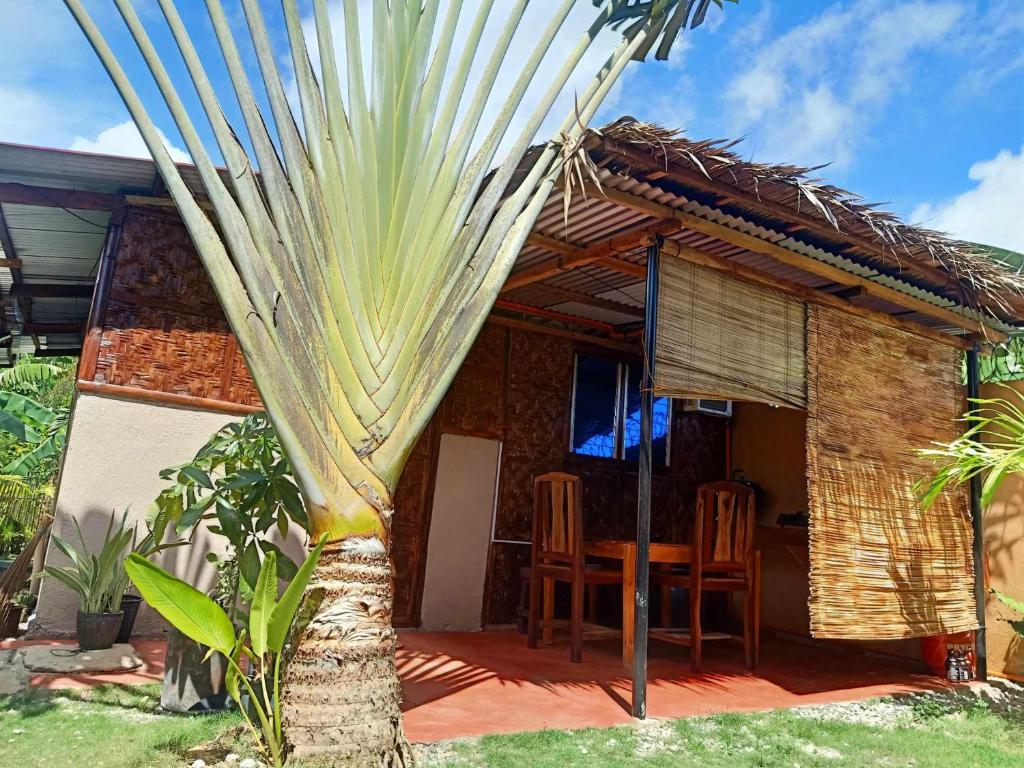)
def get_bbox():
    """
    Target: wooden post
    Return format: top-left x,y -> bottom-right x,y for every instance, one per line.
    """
966,343 -> 987,680
632,237 -> 660,718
